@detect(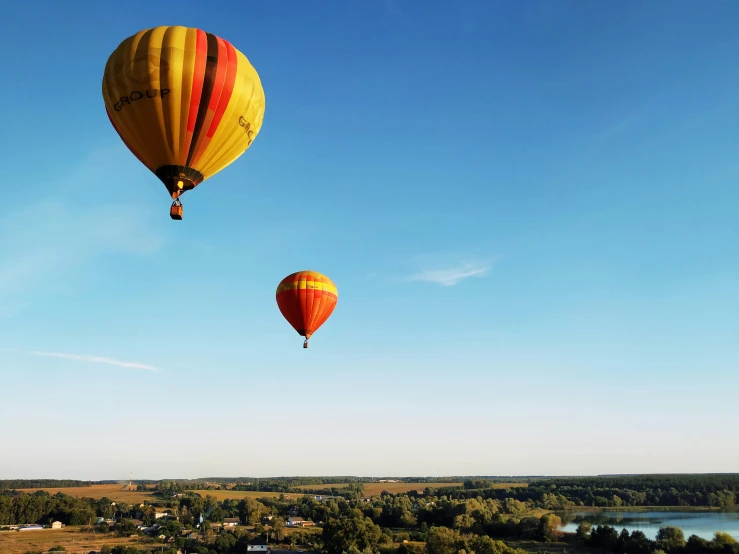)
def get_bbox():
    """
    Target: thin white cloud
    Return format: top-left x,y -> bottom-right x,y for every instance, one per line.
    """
407,261 -> 491,287
28,351 -> 160,372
